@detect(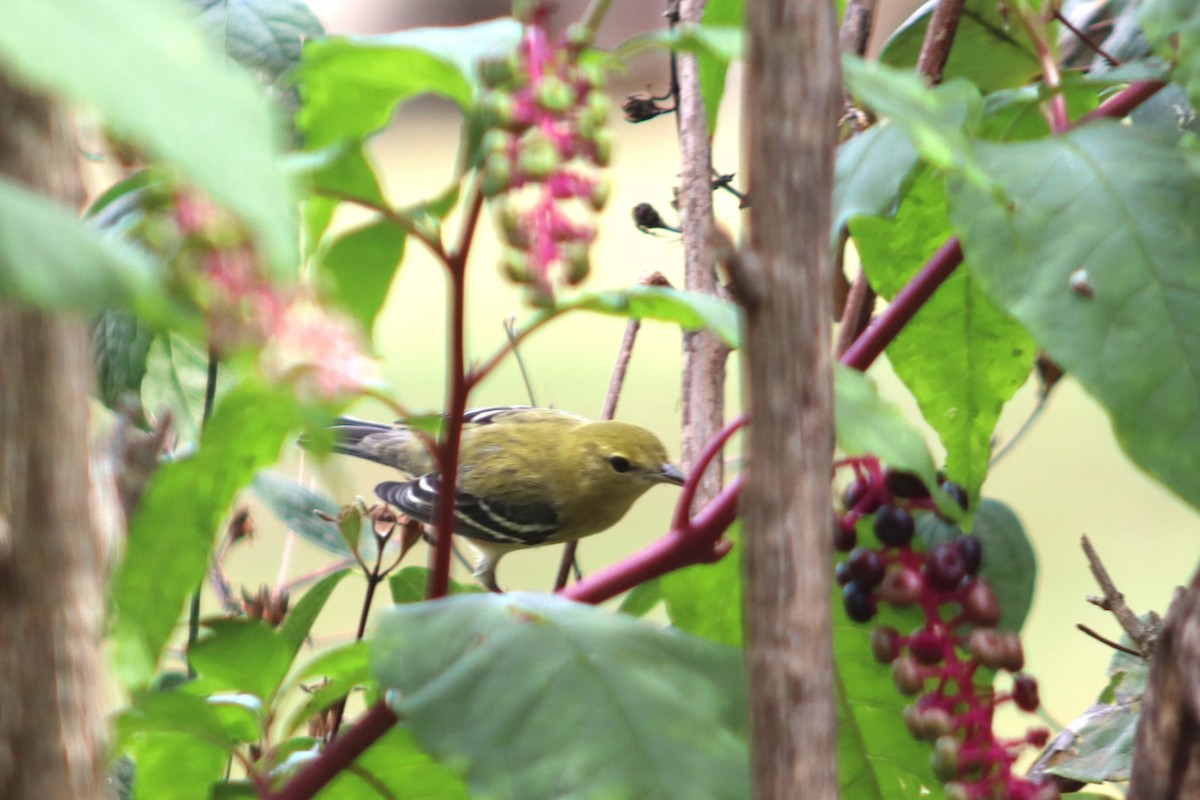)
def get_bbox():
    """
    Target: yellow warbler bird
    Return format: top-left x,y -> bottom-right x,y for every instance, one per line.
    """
328,406 -> 685,590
